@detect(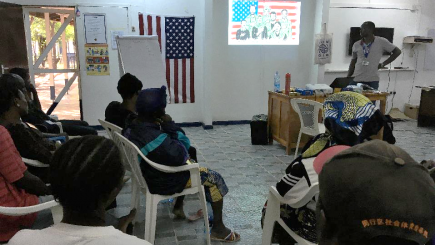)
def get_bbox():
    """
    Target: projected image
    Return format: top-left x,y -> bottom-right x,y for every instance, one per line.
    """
229,0 -> 301,45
